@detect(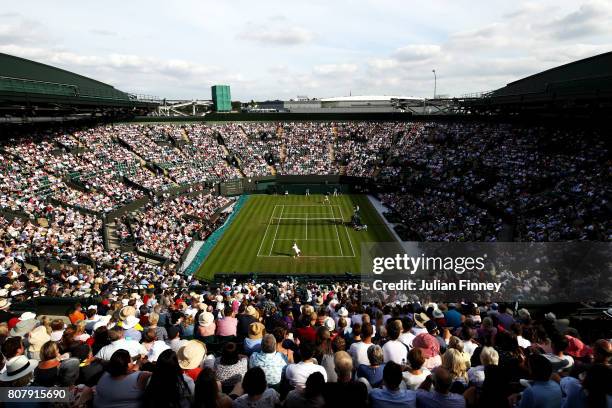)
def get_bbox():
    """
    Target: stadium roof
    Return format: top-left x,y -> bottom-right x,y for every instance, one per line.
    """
0,52 -> 155,109
461,51 -> 612,116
